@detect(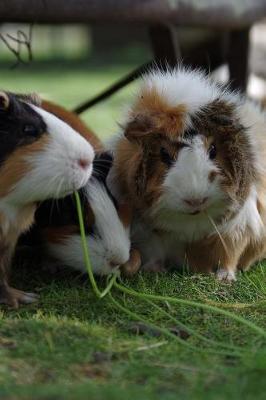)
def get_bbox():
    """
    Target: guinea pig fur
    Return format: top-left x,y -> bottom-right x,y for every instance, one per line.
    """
109,66 -> 266,281
41,99 -> 103,151
34,153 -> 132,276
0,91 -> 94,307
